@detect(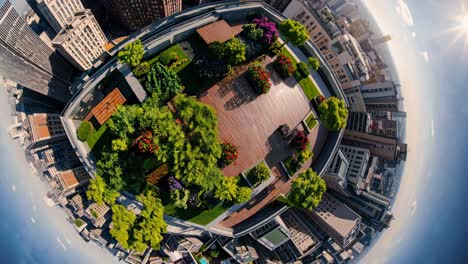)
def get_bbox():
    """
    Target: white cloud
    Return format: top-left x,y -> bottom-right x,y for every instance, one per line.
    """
412,32 -> 416,38
395,0 -> 414,26
410,200 -> 417,216
420,51 -> 430,62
